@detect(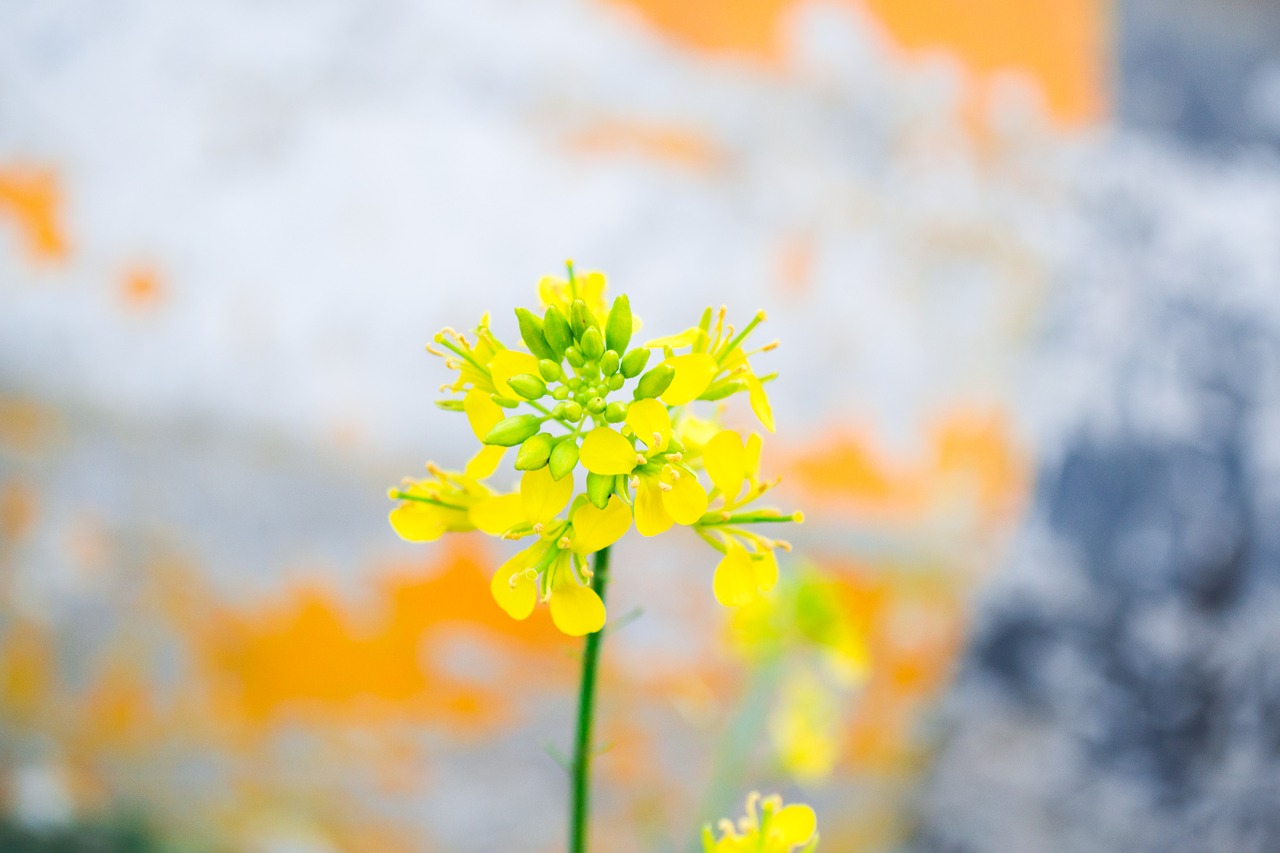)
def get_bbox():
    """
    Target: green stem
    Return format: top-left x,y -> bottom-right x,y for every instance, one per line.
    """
569,546 -> 610,853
